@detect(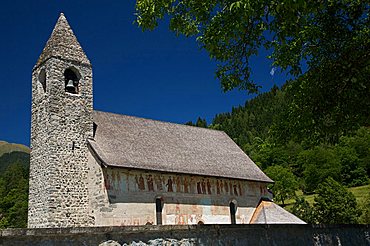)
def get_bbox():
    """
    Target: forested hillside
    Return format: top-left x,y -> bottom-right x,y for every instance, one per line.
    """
188,84 -> 369,224
0,143 -> 30,228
